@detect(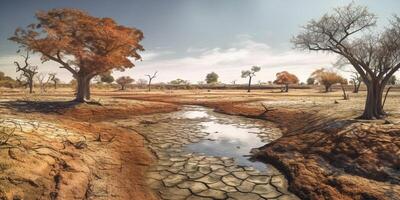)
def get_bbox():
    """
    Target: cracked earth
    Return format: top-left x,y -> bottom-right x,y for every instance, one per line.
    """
115,106 -> 299,200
